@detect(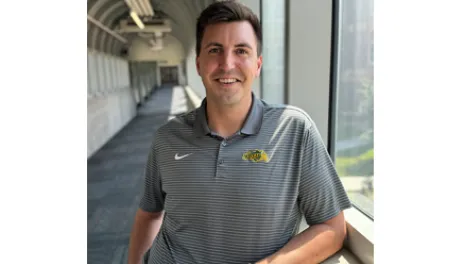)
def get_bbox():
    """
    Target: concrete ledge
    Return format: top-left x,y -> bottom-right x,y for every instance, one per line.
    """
87,87 -> 137,159
343,207 -> 374,264
87,86 -> 133,99
322,248 -> 362,264
184,85 -> 202,110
